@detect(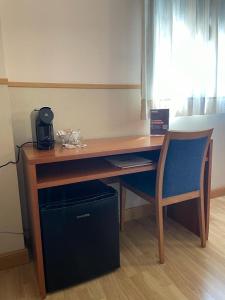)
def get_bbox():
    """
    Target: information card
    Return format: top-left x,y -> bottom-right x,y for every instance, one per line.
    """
150,109 -> 169,135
